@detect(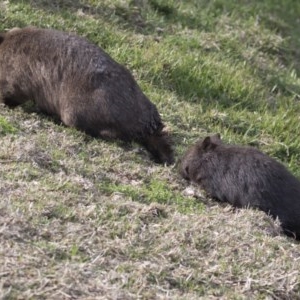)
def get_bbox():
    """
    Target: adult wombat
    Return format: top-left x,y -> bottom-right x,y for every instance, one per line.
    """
0,27 -> 173,164
180,134 -> 300,239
